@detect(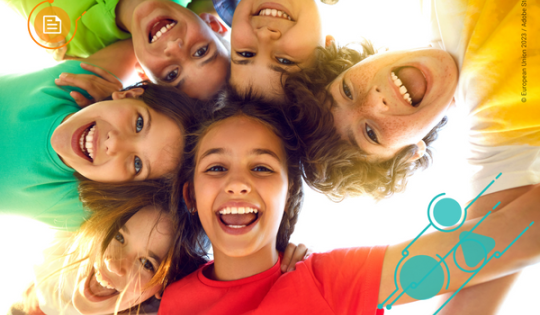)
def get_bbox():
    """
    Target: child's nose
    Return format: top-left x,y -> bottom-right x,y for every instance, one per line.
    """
164,38 -> 186,58
225,175 -> 252,195
256,26 -> 281,41
105,132 -> 133,157
105,256 -> 126,277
